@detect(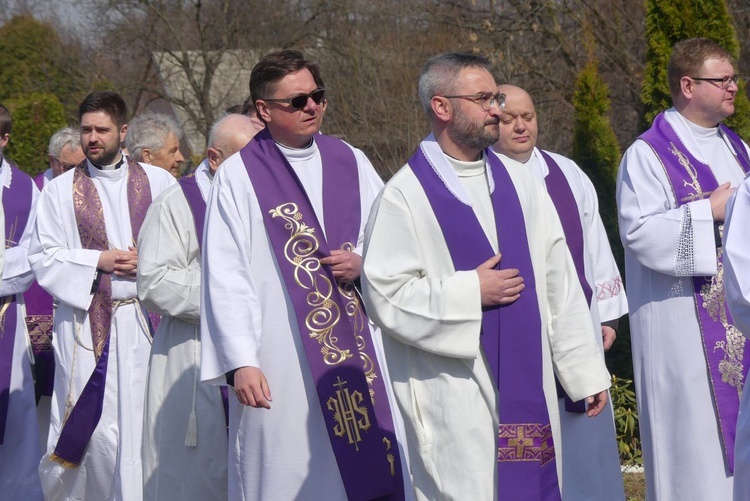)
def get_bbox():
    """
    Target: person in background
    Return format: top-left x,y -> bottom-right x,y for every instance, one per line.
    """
125,112 -> 185,178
